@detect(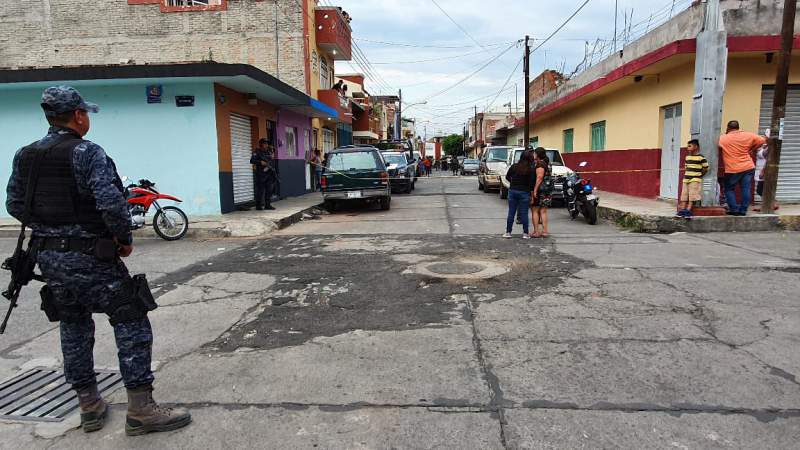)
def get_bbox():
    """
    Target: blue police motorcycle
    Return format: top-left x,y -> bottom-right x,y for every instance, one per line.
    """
564,161 -> 599,225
